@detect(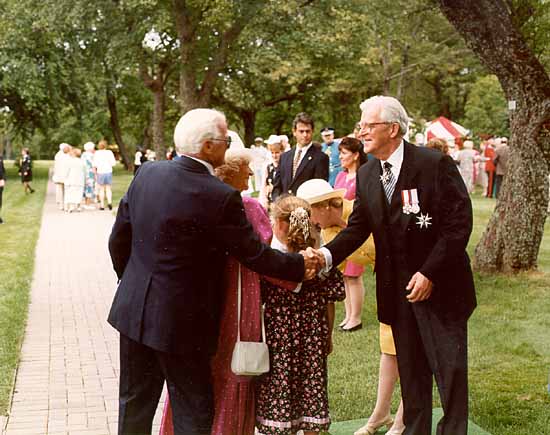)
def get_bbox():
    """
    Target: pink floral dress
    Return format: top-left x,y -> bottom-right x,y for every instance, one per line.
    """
160,197 -> 275,435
